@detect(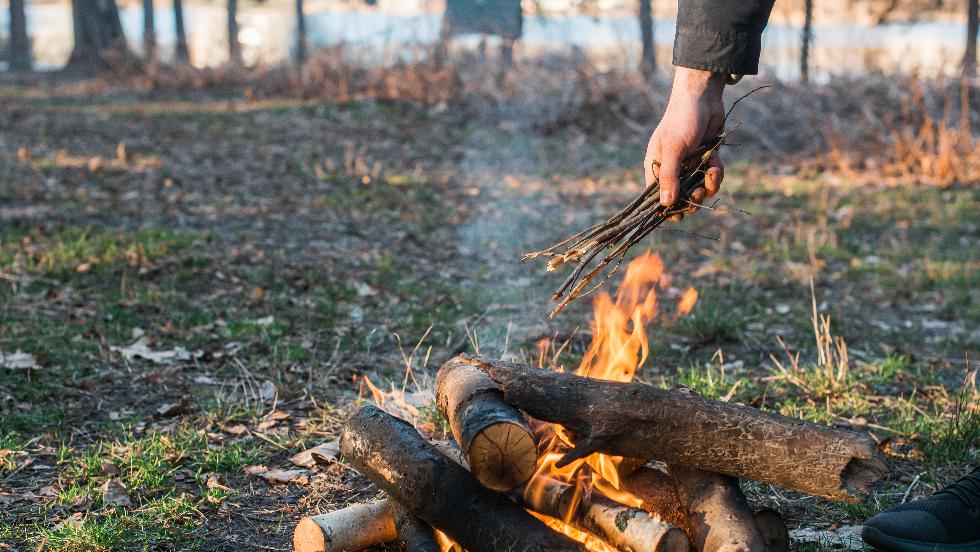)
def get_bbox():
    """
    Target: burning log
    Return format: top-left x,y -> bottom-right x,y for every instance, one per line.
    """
436,356 -> 537,491
465,355 -> 887,503
522,476 -> 689,552
620,467 -> 789,552
293,499 -> 395,552
340,405 -> 587,552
